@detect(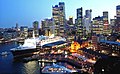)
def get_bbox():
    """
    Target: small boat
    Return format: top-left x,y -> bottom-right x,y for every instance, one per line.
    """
1,51 -> 9,56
